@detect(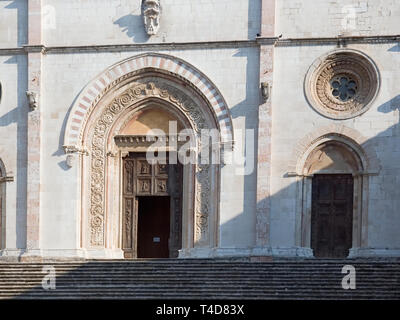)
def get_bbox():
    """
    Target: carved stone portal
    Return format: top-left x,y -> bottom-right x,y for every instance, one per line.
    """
88,80 -> 213,248
142,0 -> 161,36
